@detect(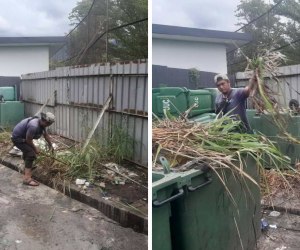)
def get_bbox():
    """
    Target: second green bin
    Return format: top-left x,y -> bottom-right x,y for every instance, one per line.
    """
170,156 -> 260,250
153,156 -> 261,250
